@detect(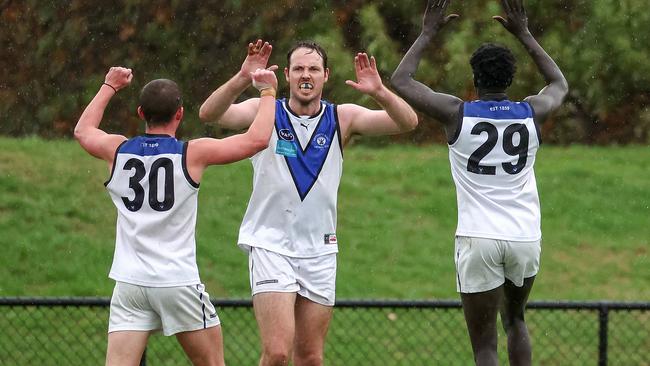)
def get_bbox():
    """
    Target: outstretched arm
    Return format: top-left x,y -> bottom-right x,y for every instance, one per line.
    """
198,39 -> 278,129
494,0 -> 568,123
74,67 -> 132,164
338,53 -> 418,143
187,68 -> 278,182
391,0 -> 462,130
